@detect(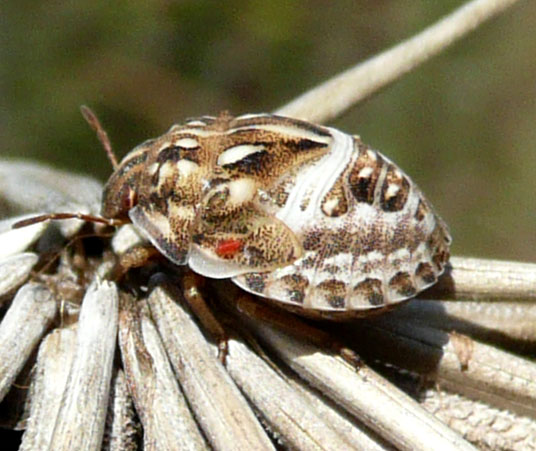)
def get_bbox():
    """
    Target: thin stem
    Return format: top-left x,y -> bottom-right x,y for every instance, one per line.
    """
276,0 -> 521,123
